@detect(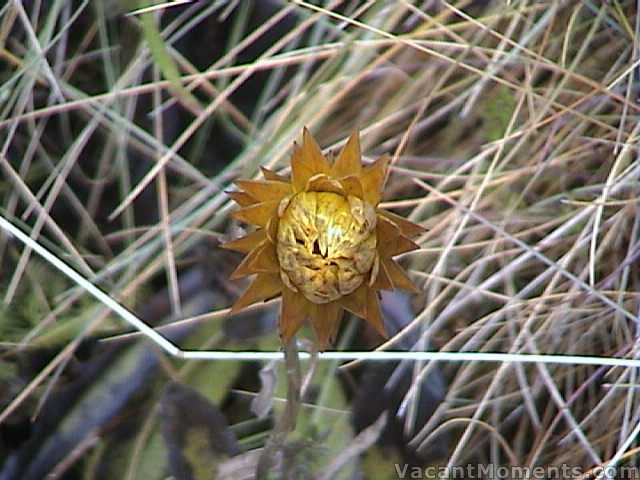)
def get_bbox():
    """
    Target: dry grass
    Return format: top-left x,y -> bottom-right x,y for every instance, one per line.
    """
1,1 -> 639,478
